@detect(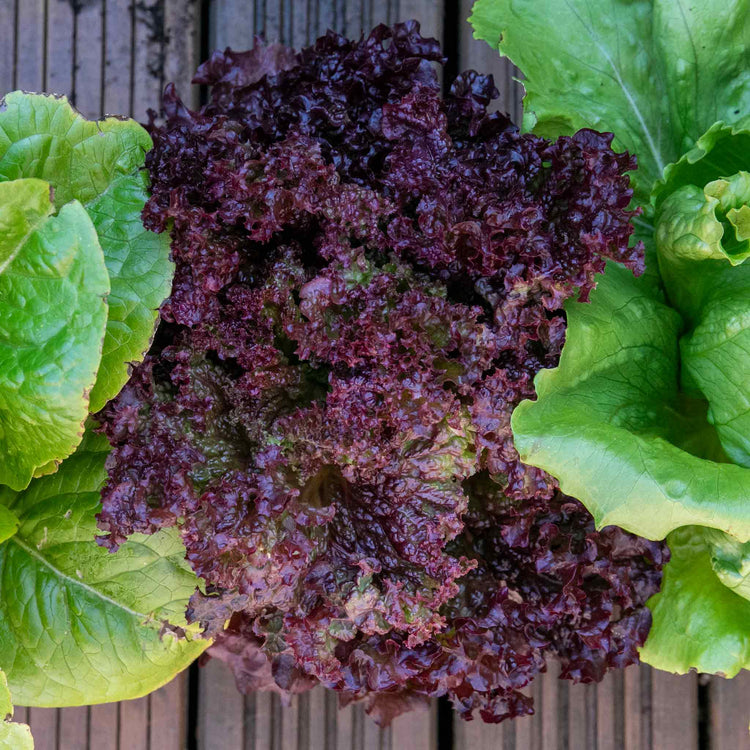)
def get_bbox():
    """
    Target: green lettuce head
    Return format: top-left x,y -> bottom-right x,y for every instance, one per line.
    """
0,92 -> 206,707
472,0 -> 750,677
